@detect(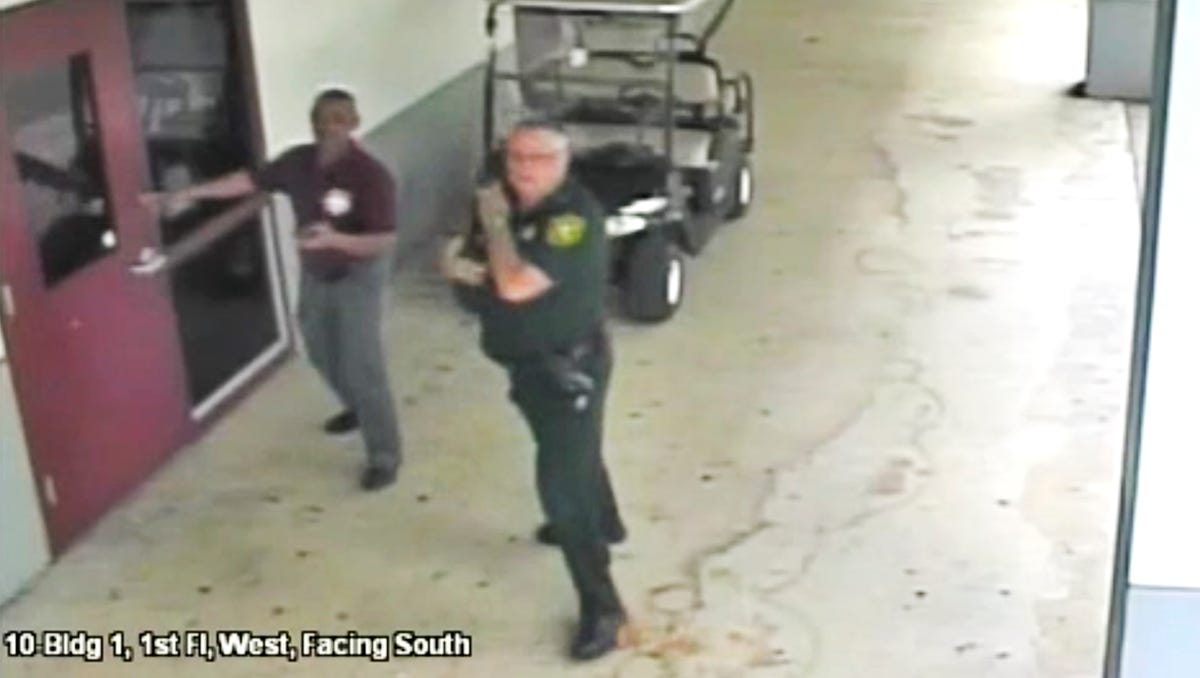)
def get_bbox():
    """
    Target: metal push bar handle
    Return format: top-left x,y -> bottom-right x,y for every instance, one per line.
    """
162,194 -> 270,272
